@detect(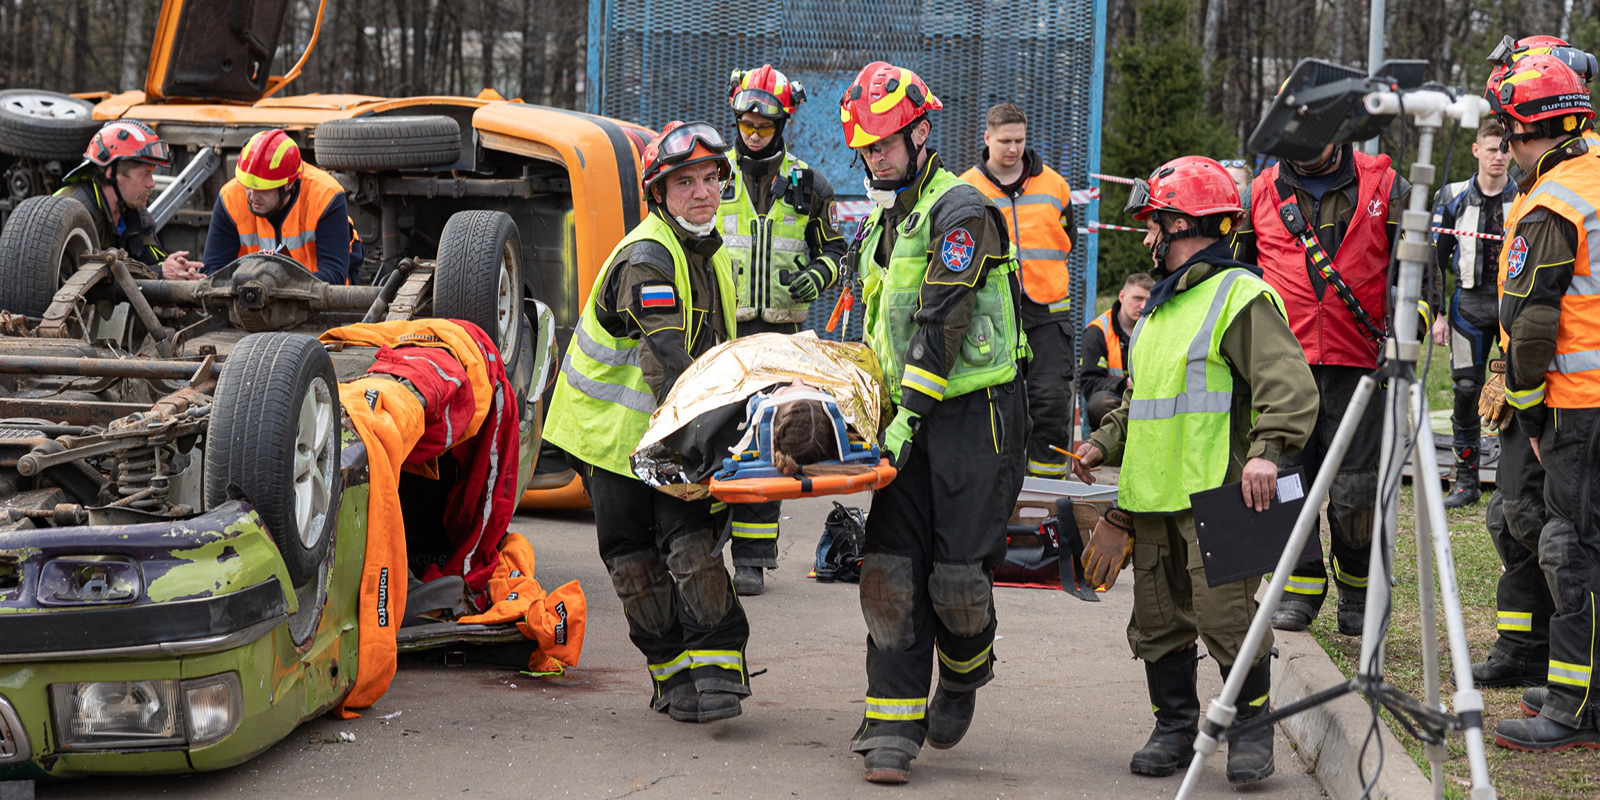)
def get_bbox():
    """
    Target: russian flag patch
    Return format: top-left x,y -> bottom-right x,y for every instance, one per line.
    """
637,283 -> 677,310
